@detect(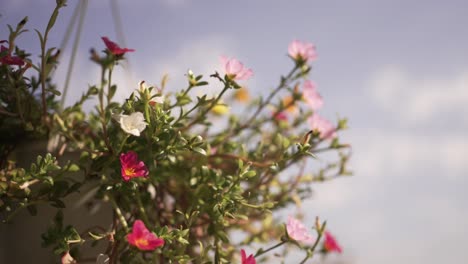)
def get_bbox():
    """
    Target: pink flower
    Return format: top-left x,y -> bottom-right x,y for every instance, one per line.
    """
0,45 -> 25,66
273,111 -> 288,122
302,80 -> 323,111
127,220 -> 165,251
61,251 -> 77,264
286,216 -> 314,243
120,151 -> 149,181
241,249 -> 256,264
220,55 -> 253,81
308,114 -> 337,140
323,231 -> 342,253
288,40 -> 317,62
101,36 -> 135,56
